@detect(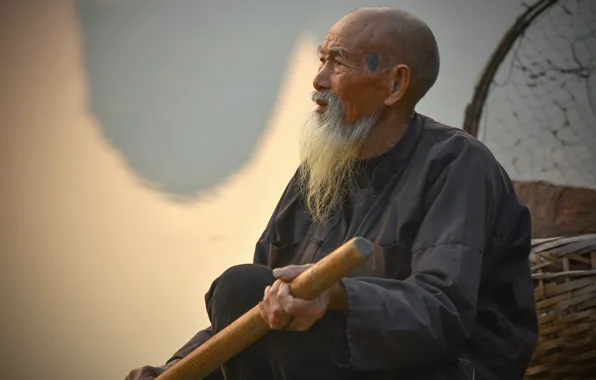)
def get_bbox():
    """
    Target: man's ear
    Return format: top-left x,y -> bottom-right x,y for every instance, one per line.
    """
384,64 -> 411,106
